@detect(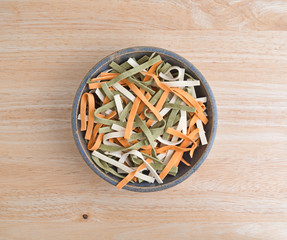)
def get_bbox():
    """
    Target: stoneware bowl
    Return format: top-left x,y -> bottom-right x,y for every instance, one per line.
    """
72,46 -> 217,192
